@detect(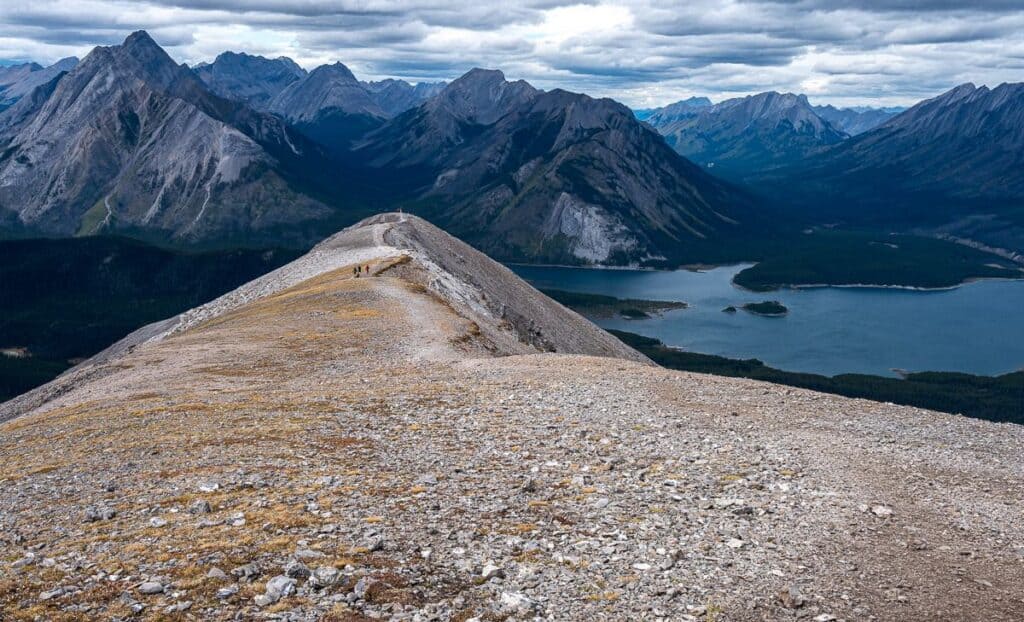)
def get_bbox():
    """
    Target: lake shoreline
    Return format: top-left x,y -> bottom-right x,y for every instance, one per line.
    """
736,274 -> 1024,293
507,260 -> 1024,292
